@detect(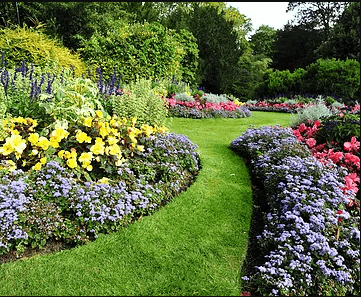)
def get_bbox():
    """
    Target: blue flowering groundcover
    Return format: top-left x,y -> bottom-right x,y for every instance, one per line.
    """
230,125 -> 360,296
